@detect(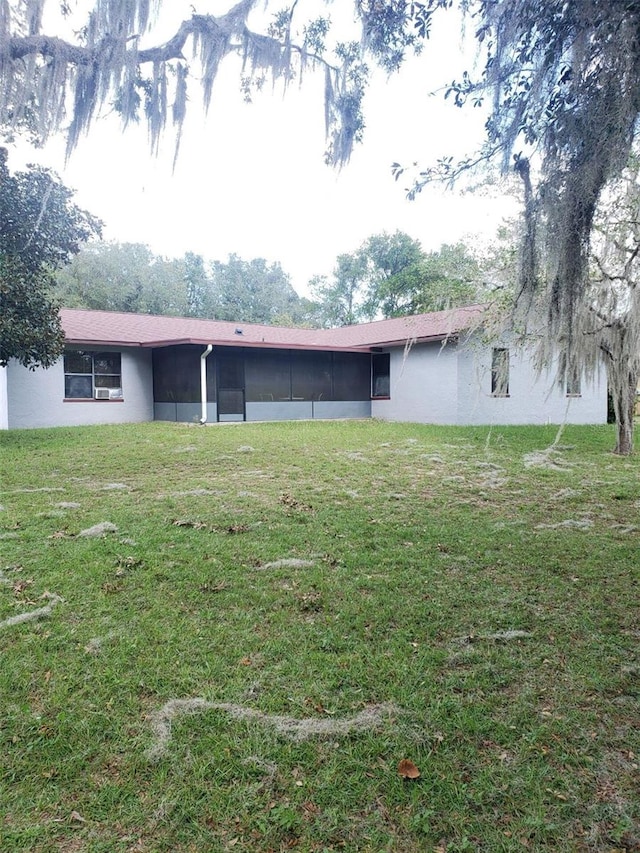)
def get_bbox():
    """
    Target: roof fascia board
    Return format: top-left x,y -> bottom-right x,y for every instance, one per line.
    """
141,339 -> 369,353
64,339 -> 143,348
356,333 -> 460,348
